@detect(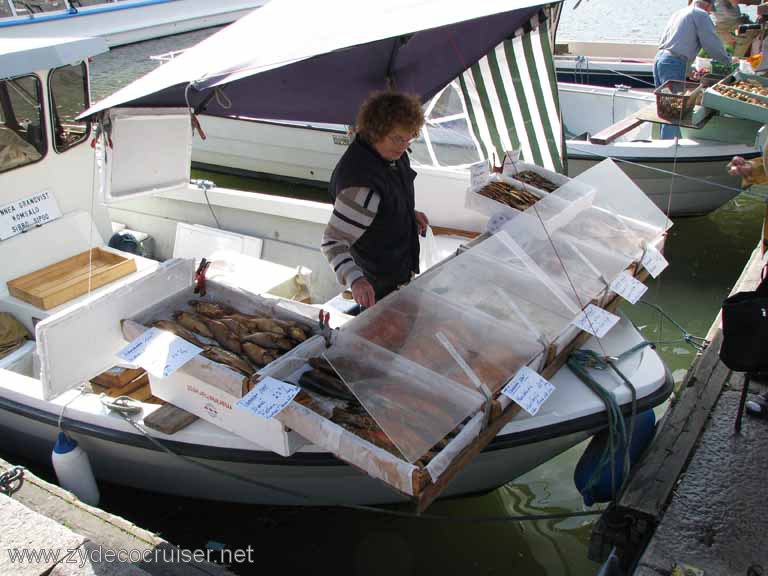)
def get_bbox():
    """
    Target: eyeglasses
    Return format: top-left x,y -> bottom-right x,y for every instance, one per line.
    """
387,131 -> 420,147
